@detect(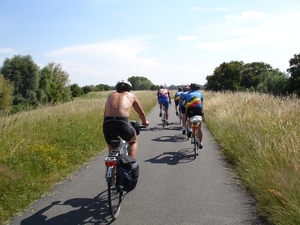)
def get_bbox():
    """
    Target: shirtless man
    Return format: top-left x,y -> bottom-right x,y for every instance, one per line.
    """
103,80 -> 149,158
